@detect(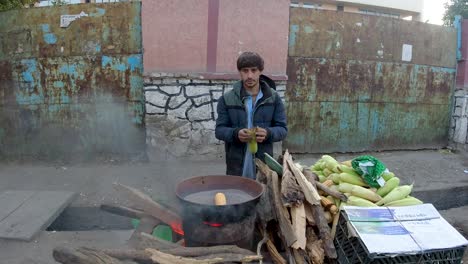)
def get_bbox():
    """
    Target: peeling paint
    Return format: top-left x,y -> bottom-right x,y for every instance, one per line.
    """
21,59 -> 37,83
289,24 -> 299,48
44,33 -> 57,44
127,55 -> 143,72
90,7 -> 106,17
41,24 -> 50,32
